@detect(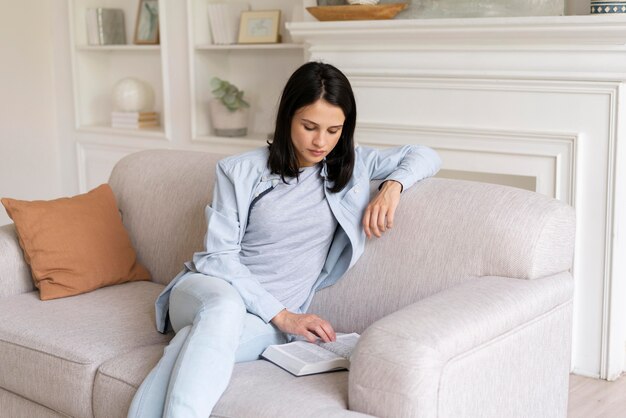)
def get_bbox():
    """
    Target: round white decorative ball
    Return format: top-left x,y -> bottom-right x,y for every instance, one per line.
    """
112,78 -> 155,112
